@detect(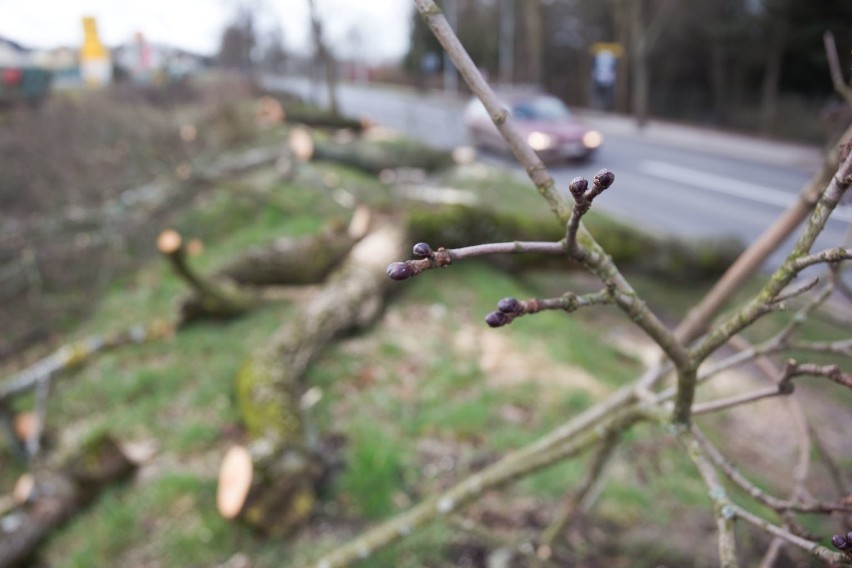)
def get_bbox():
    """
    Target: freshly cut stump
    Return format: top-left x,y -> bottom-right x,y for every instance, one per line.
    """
217,445 -> 253,519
